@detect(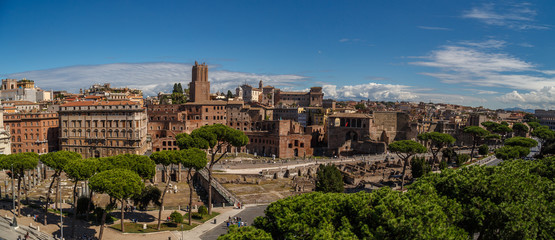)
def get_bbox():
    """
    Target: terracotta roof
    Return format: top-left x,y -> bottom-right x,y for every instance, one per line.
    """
2,100 -> 37,105
85,95 -> 104,99
61,100 -> 139,107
